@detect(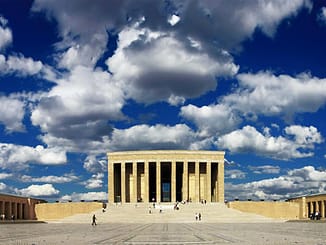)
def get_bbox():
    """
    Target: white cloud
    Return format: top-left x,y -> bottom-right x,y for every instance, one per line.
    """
84,173 -> 104,189
318,7 -> 326,24
168,14 -> 180,26
31,66 -> 124,148
0,173 -> 13,179
83,155 -> 107,173
17,184 -> 60,197
180,72 -> 326,139
285,125 -> 323,146
107,26 -> 238,105
0,16 -> 12,50
225,165 -> 326,201
32,0 -> 310,55
248,165 -> 281,174
229,72 -> 326,120
180,104 -> 241,137
0,182 -> 7,191
216,125 -> 322,160
21,174 -> 78,184
108,124 -> 197,151
0,95 -> 25,132
60,191 -> 107,202
225,169 -> 246,179
0,54 -> 54,78
288,166 -> 326,182
0,143 -> 67,170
